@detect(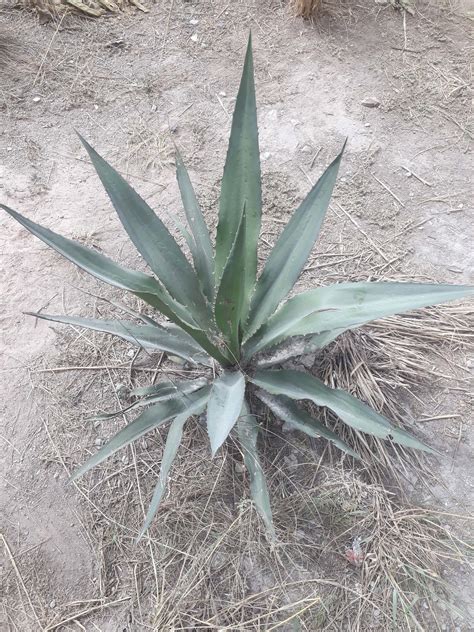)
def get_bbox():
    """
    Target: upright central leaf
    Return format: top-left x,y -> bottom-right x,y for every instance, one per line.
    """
215,34 -> 261,317
215,207 -> 248,358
